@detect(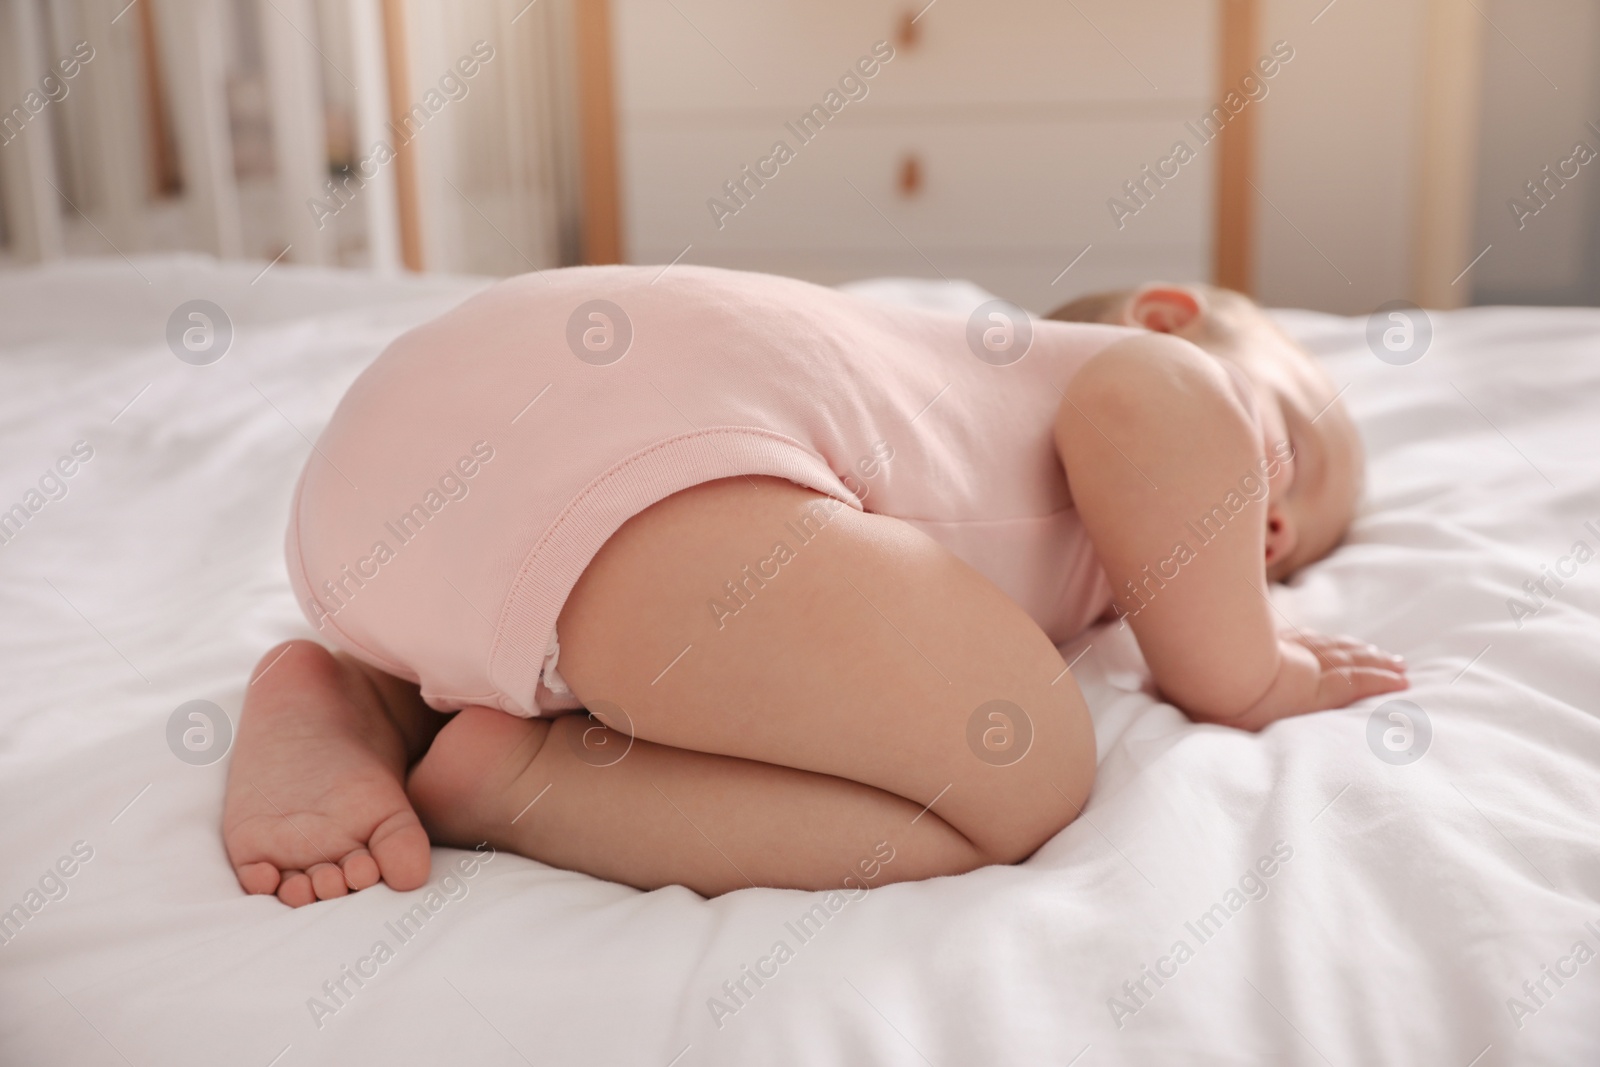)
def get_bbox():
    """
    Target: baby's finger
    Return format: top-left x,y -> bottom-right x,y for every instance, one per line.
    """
1315,666 -> 1409,711
1311,633 -> 1376,657
1296,635 -> 1360,667
1313,638 -> 1405,674
1311,645 -> 1354,669
1308,644 -> 1373,673
1347,645 -> 1407,671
